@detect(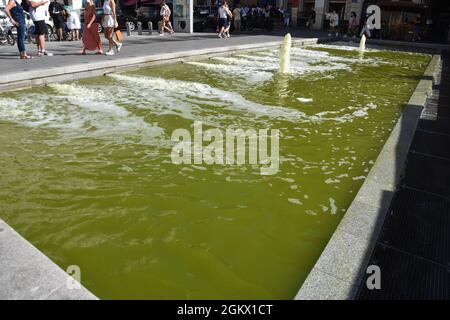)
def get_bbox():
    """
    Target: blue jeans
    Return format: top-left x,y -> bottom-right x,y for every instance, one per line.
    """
16,23 -> 26,53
